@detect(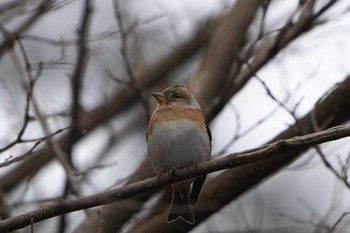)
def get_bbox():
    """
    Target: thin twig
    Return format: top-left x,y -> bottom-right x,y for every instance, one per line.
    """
0,0 -> 53,57
112,0 -> 150,120
209,0 -> 339,121
328,212 -> 350,233
0,127 -> 71,168
10,36 -> 81,196
254,66 -> 350,190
